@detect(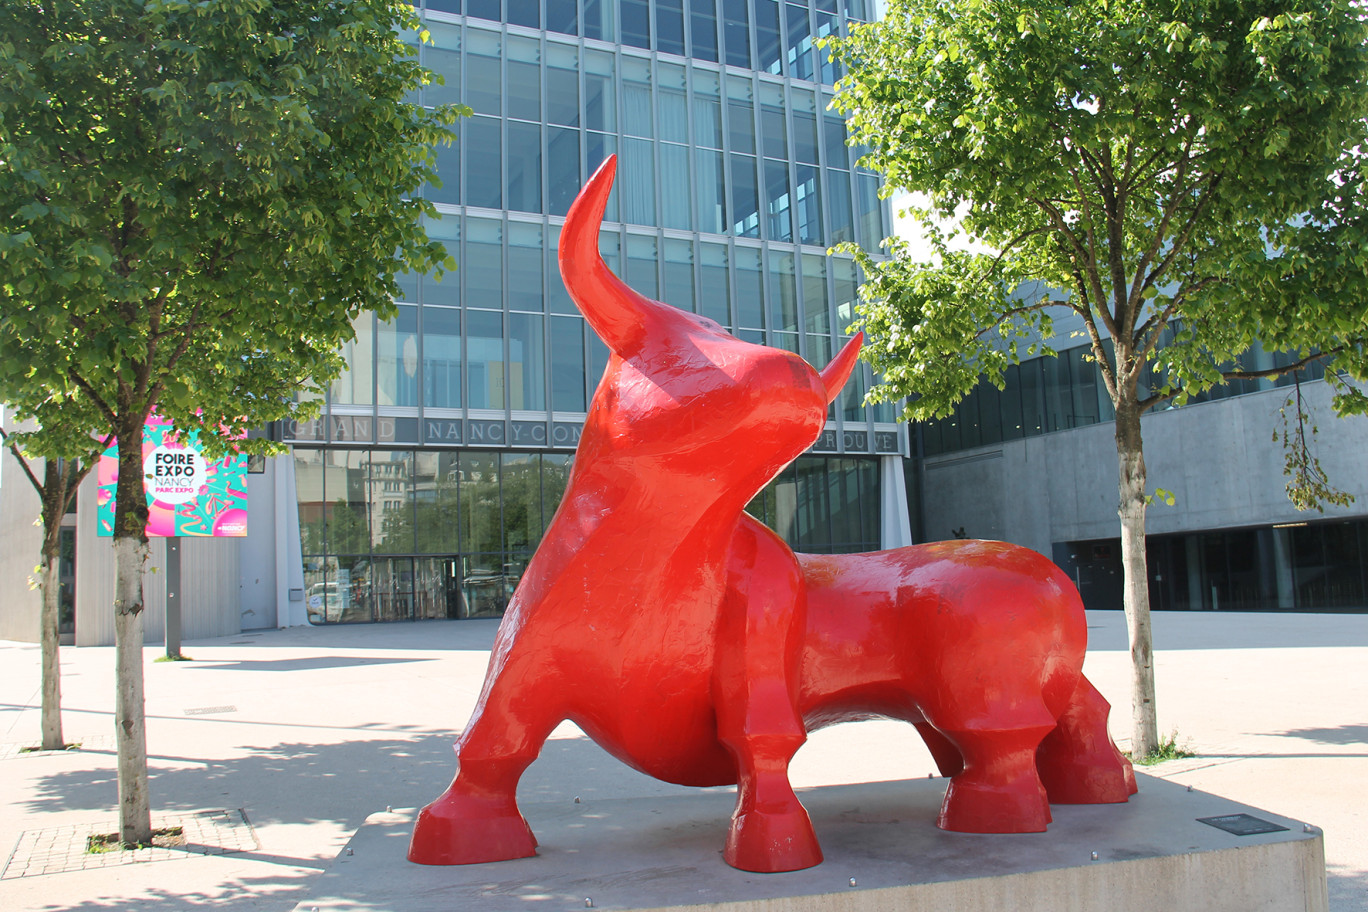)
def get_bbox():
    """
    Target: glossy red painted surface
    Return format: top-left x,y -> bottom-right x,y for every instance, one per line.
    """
407,157 -> 1135,873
